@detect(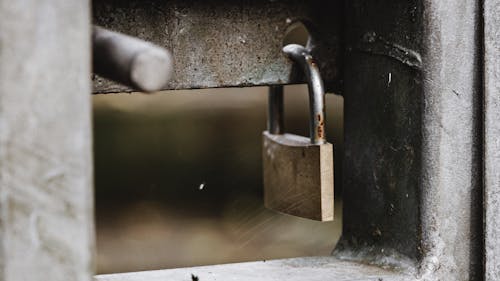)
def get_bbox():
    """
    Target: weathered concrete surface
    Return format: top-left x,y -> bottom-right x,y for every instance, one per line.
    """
336,0 -> 423,269
95,257 -> 411,281
337,0 -> 482,280
0,1 -> 94,281
419,0 -> 482,279
484,0 -> 500,280
92,0 -> 342,93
